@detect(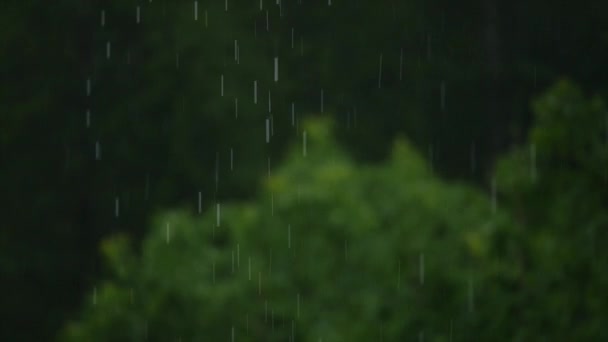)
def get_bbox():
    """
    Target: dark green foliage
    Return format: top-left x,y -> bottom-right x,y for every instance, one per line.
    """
494,80 -> 608,340
65,82 -> 608,340
2,0 -> 608,340
62,118 -> 513,341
